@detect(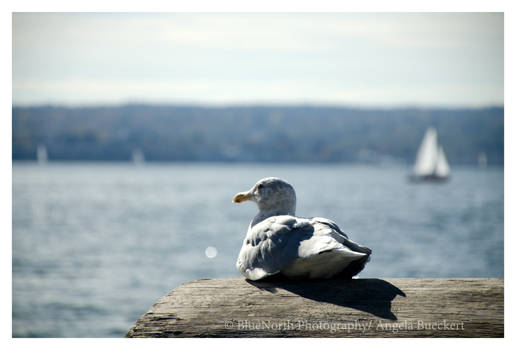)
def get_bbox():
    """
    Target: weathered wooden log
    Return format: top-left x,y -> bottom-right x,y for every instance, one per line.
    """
126,277 -> 503,338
